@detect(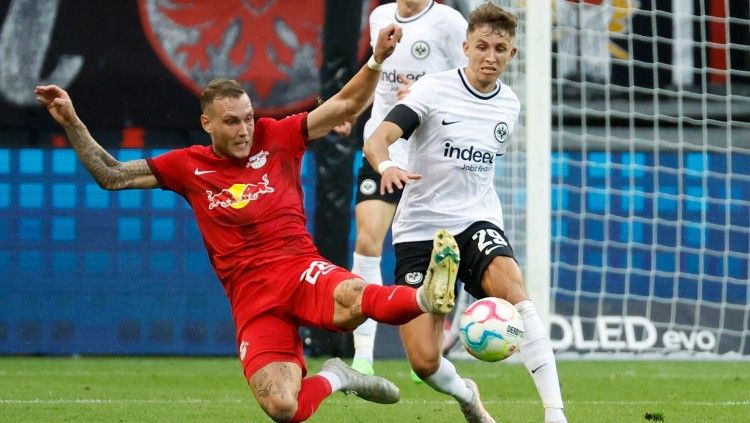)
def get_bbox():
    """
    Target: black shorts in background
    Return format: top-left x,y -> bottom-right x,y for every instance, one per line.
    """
354,158 -> 403,205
